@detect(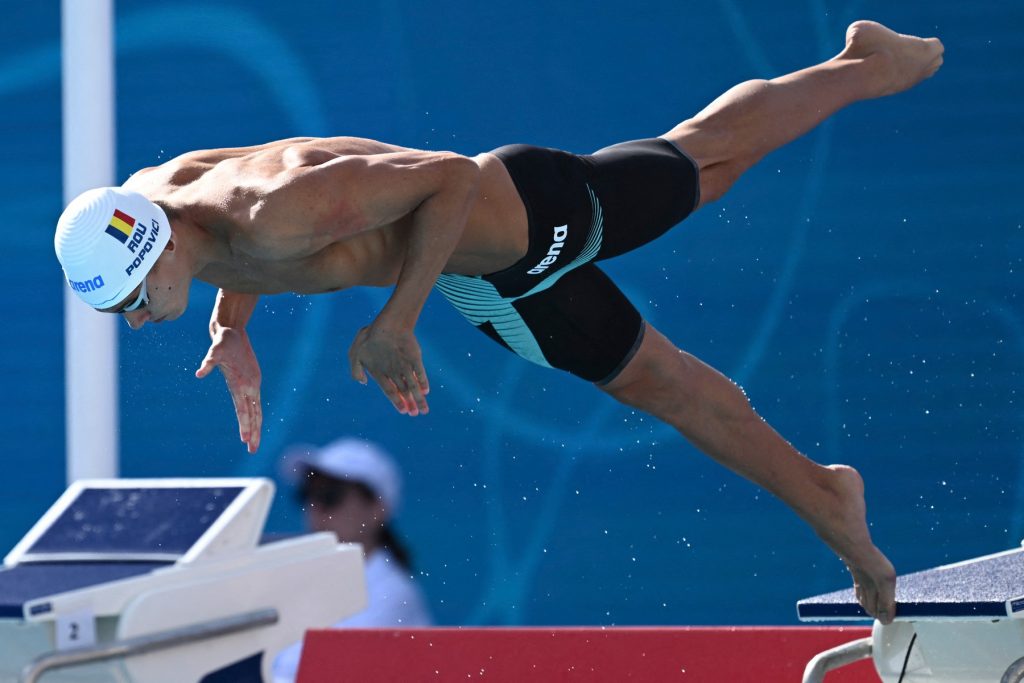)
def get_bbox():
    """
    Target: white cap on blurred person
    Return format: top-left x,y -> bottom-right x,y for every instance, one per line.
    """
282,438 -> 402,515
